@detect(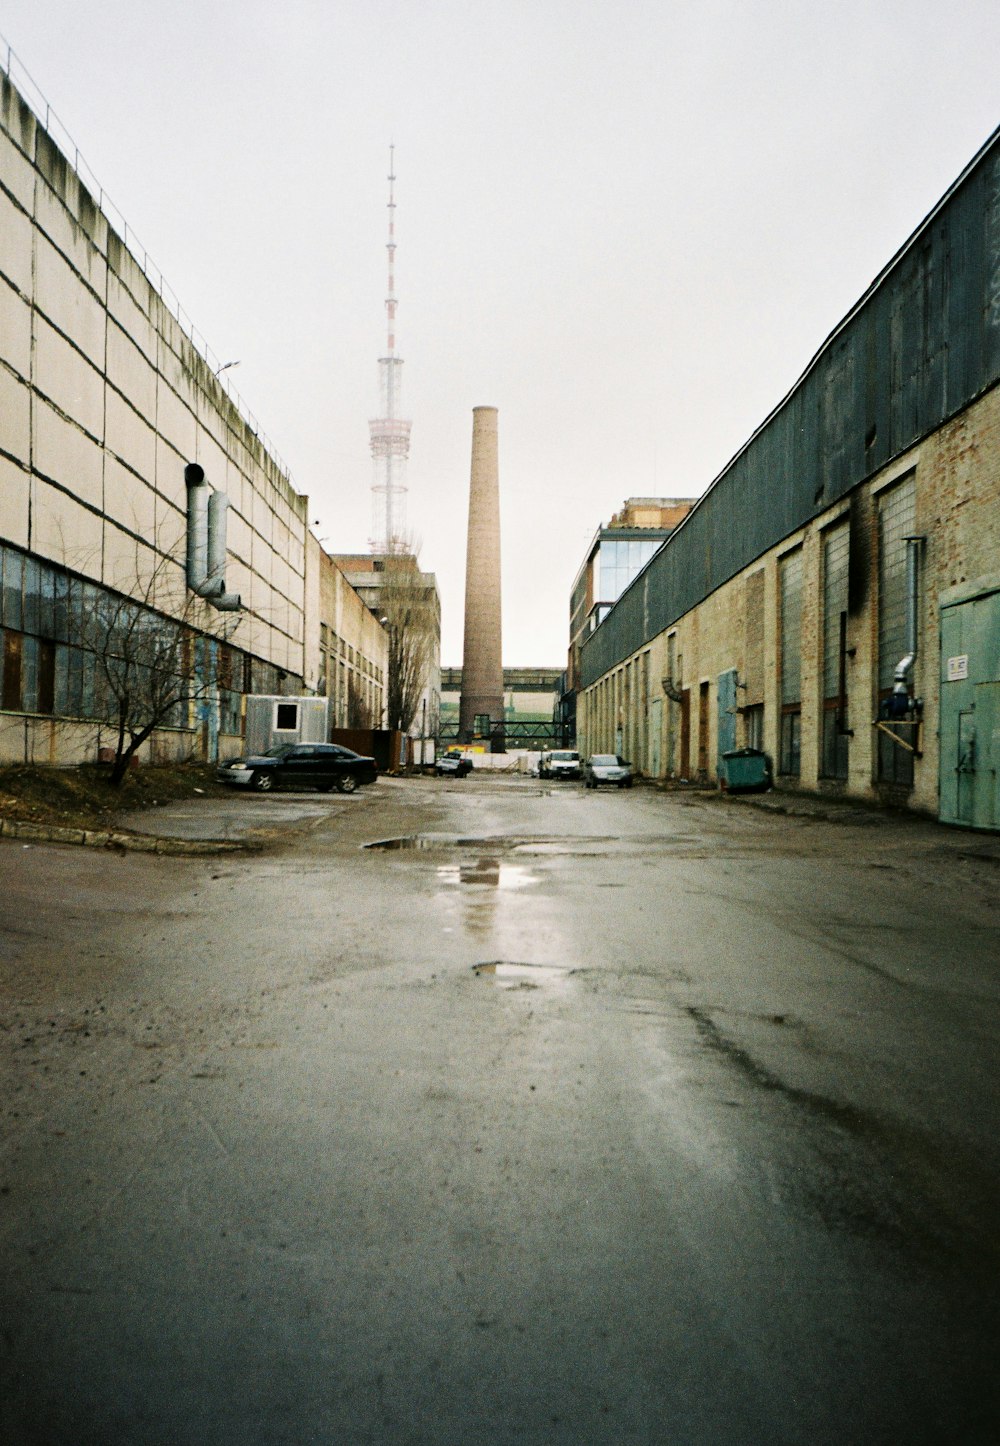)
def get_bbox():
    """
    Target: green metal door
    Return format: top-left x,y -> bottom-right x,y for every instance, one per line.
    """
940,588 -> 1000,829
955,708 -> 977,826
650,696 -> 662,778
717,669 -> 738,773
